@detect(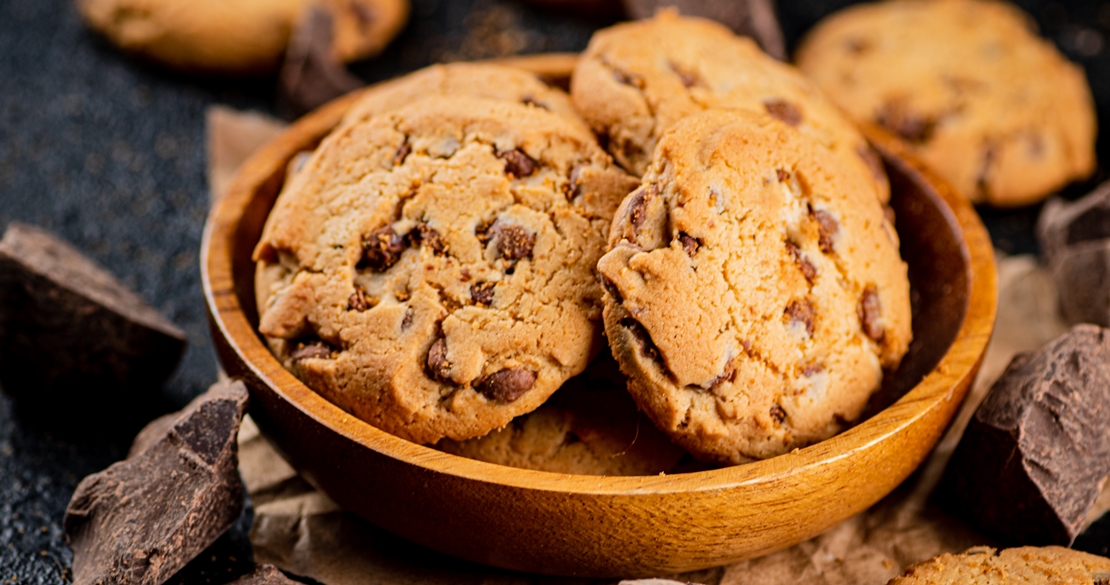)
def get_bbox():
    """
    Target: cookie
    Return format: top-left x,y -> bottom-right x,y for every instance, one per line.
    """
571,11 -> 890,205
254,96 -> 638,444
438,353 -> 686,476
342,62 -> 588,133
77,0 -> 409,75
596,109 -> 911,464
889,546 -> 1110,584
796,0 -> 1096,207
